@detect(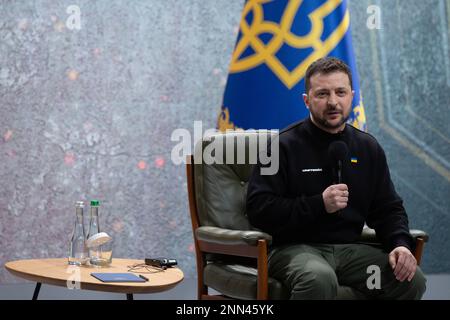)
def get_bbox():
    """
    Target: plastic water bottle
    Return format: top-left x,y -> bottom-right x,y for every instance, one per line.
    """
68,201 -> 89,265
